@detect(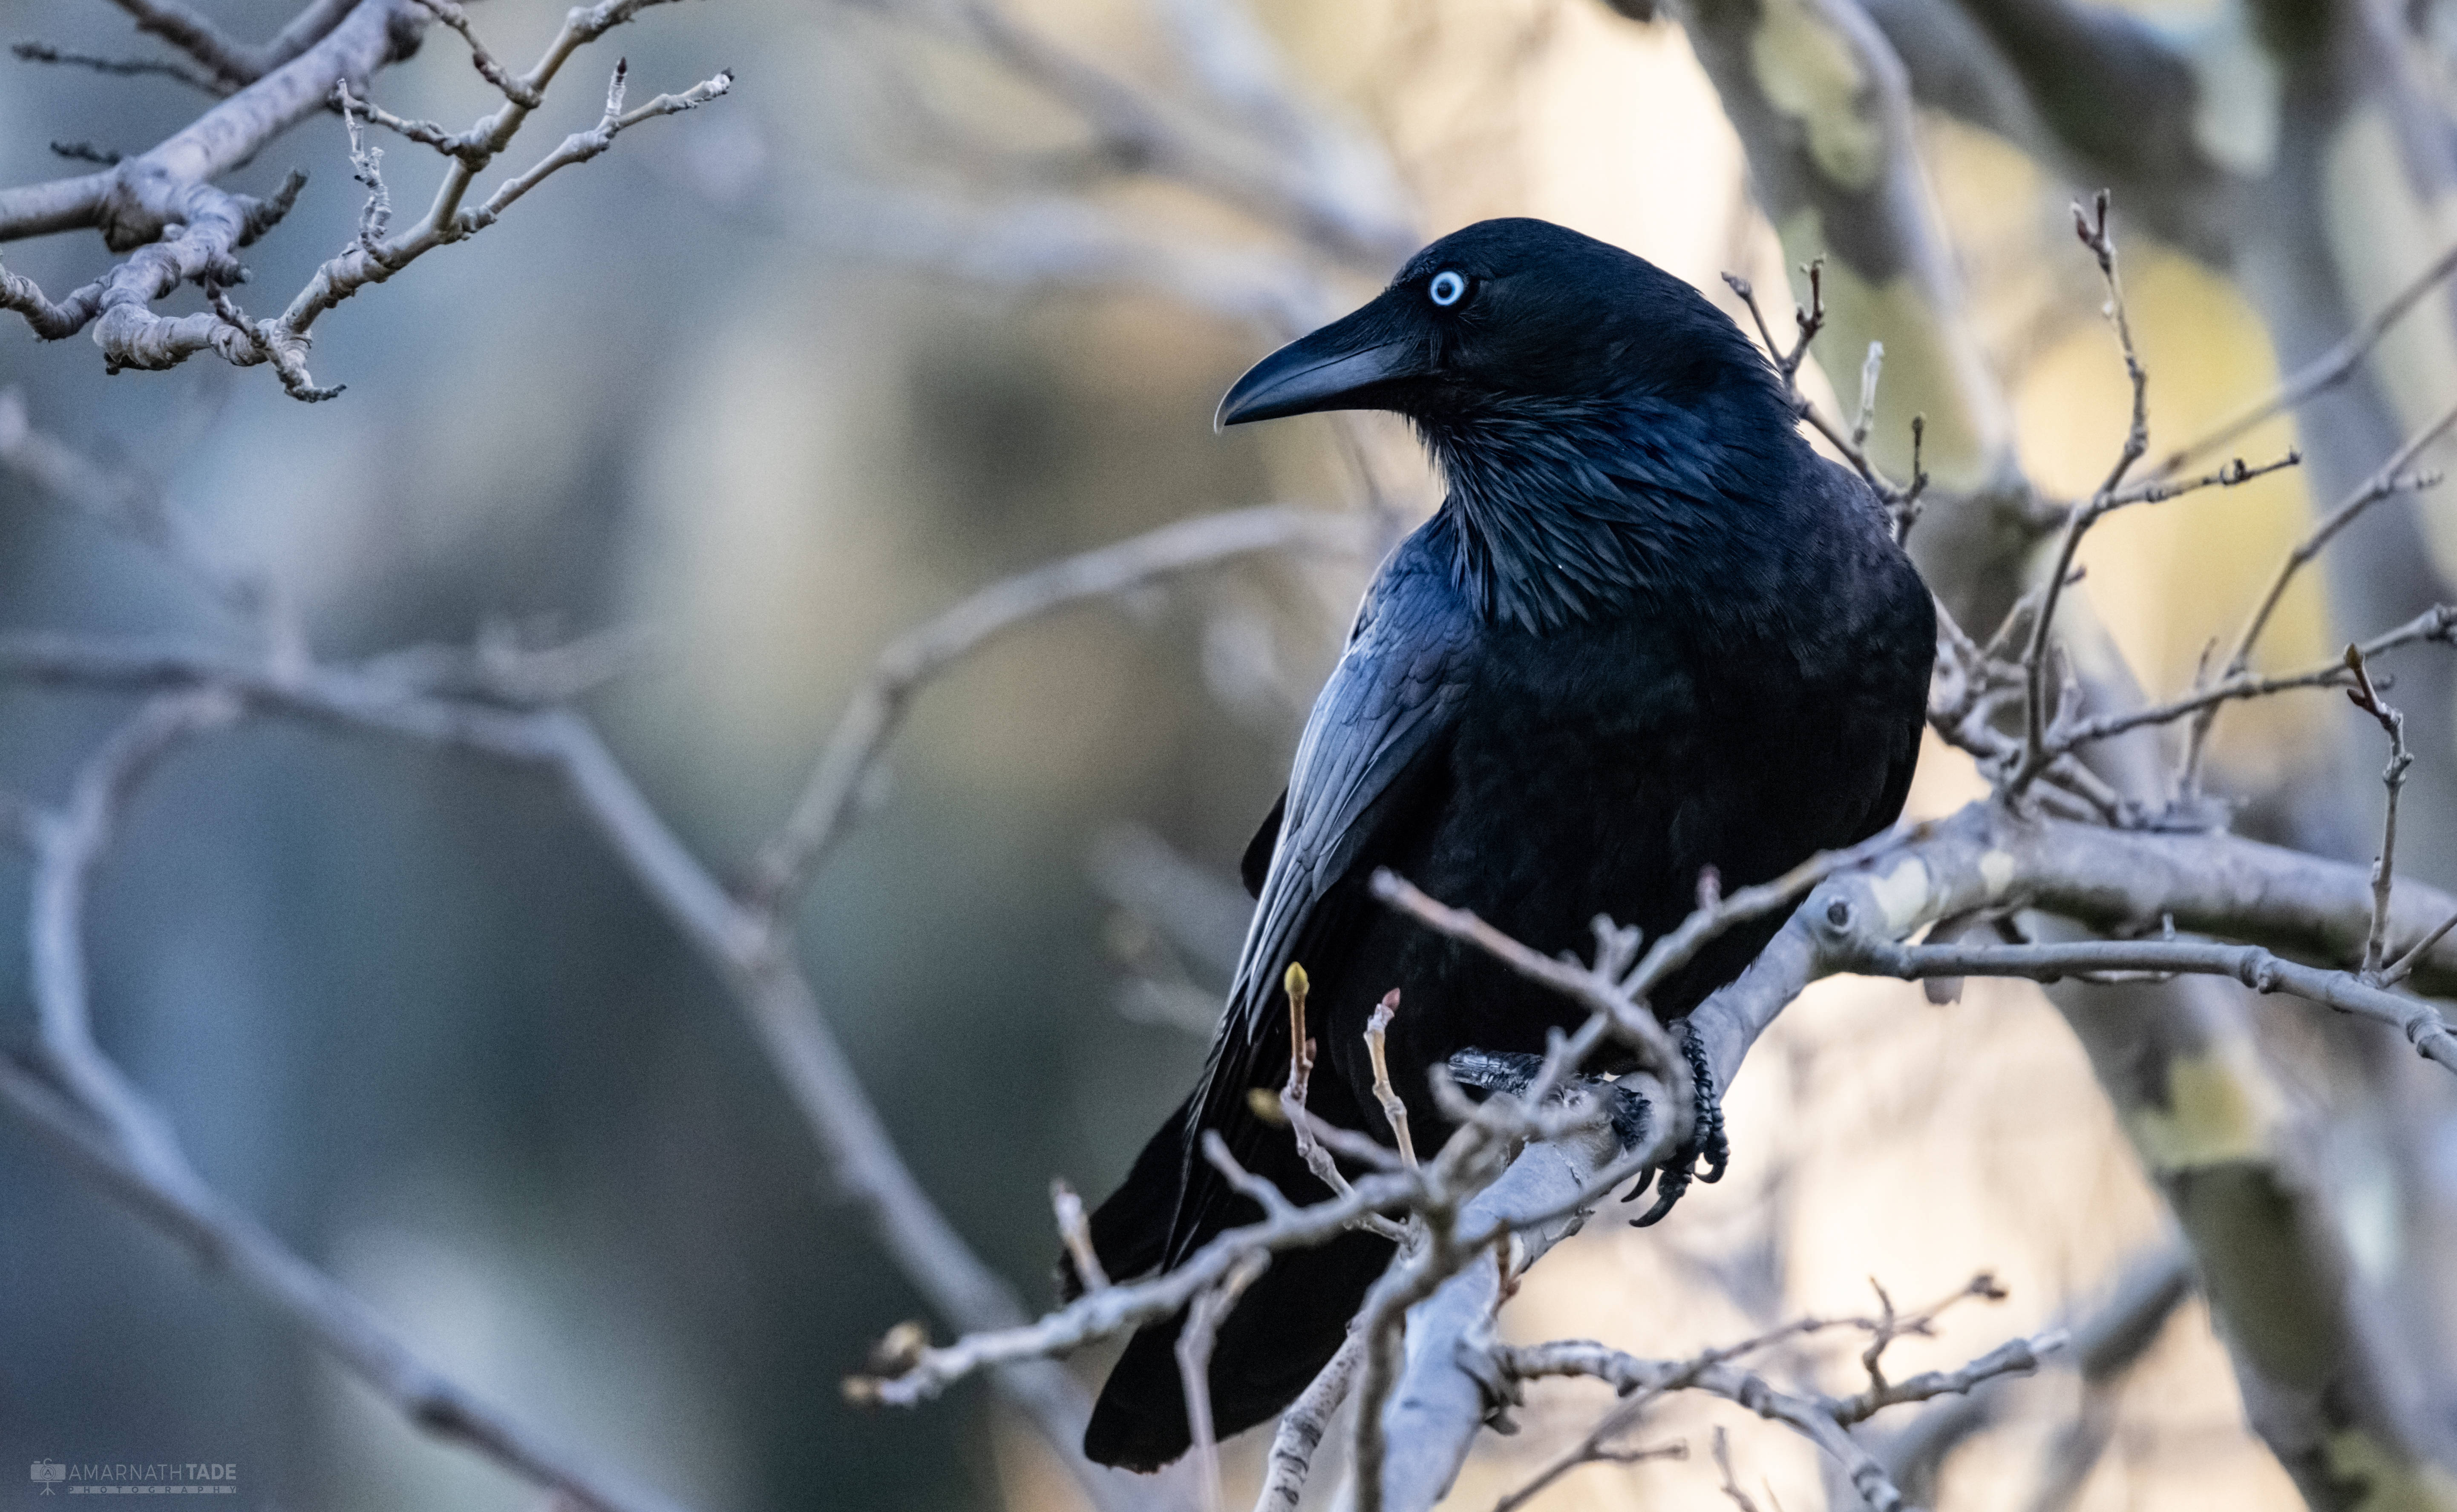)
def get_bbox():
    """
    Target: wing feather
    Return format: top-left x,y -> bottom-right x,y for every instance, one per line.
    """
1165,525 -> 1477,1258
